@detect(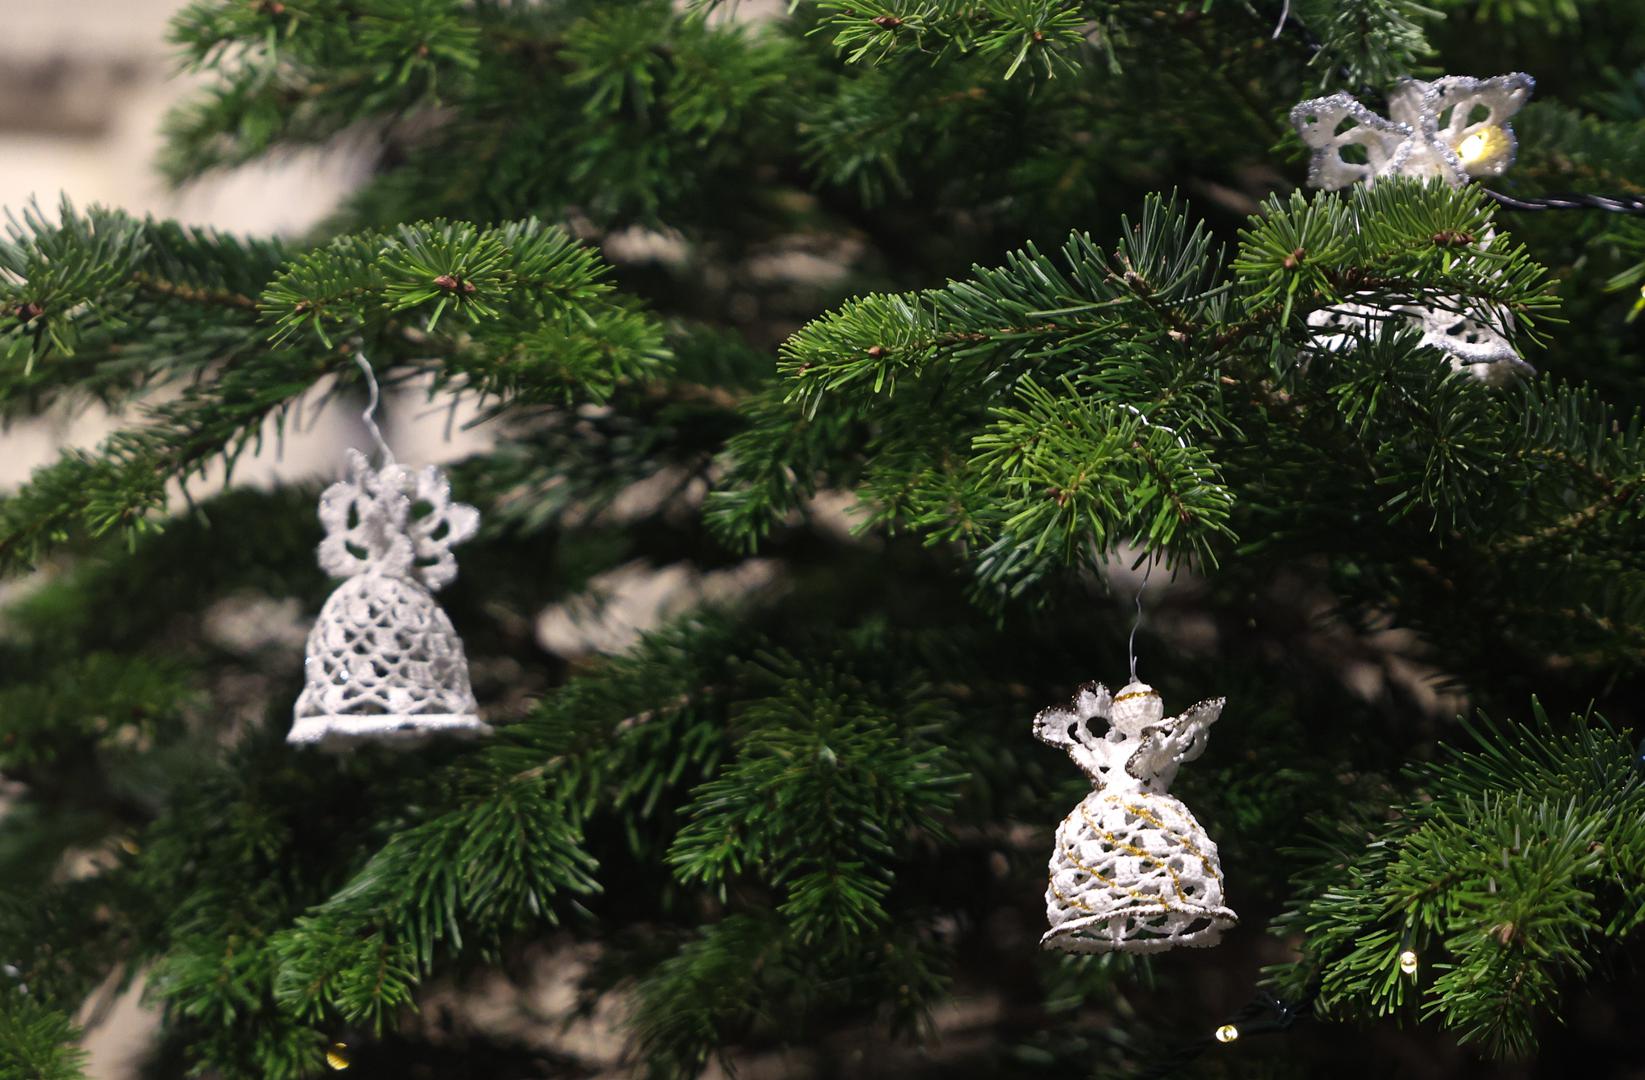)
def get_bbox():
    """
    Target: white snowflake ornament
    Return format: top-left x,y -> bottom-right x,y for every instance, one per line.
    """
1290,74 -> 1537,383
1292,74 -> 1534,191
289,448 -> 490,750
1307,297 -> 1534,386
1034,680 -> 1235,954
